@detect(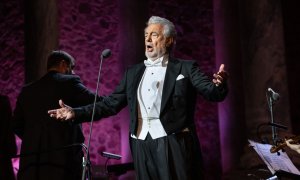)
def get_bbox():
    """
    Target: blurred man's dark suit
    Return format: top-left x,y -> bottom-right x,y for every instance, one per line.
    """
12,71 -> 97,180
0,94 -> 17,180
